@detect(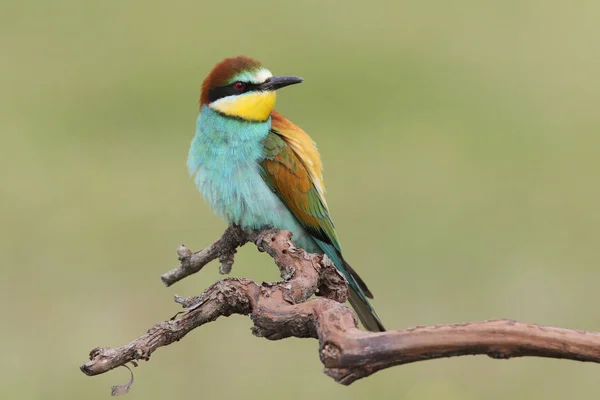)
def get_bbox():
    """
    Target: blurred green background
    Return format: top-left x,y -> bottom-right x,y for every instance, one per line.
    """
2,0 -> 599,399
